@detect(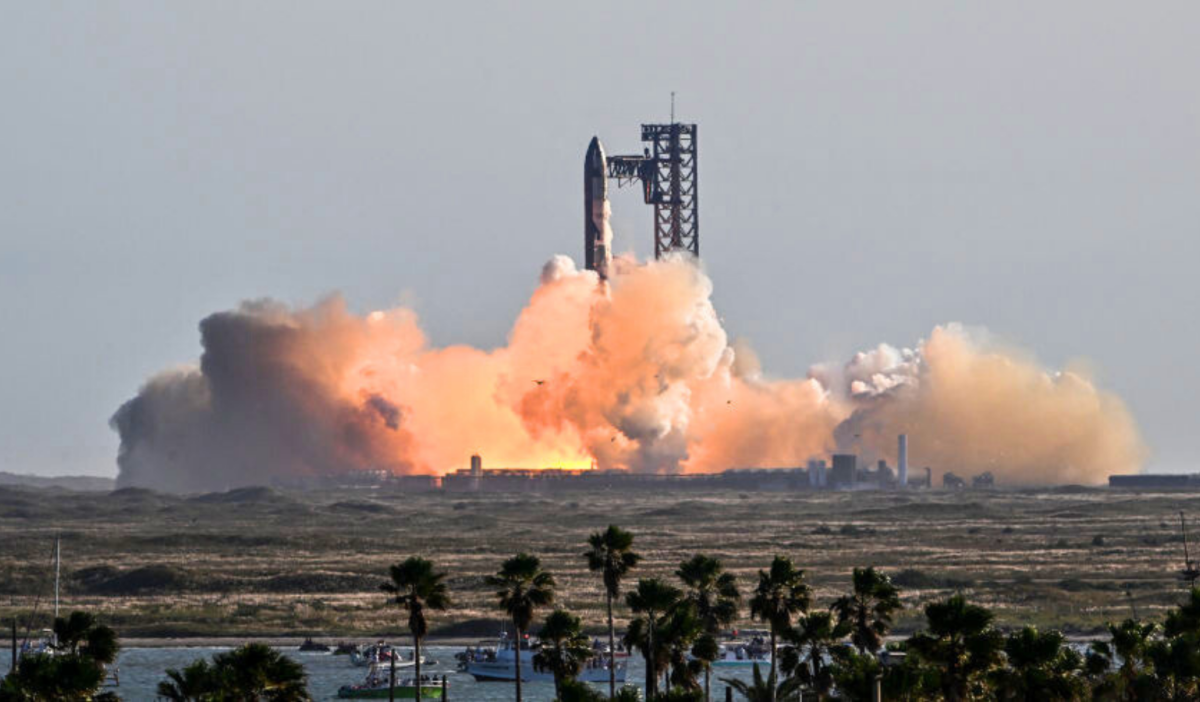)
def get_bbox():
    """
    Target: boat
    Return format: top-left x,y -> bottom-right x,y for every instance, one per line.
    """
337,664 -> 444,699
299,637 -> 331,652
18,539 -> 62,662
463,635 -> 626,683
707,638 -> 773,667
334,642 -> 362,656
591,637 -> 631,659
351,642 -> 426,668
